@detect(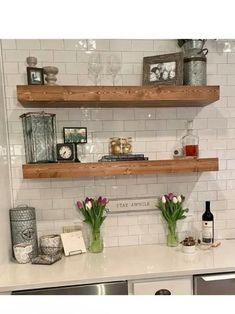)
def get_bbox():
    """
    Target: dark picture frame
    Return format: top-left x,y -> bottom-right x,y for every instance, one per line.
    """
63,127 -> 87,144
142,52 -> 183,86
27,67 -> 44,85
